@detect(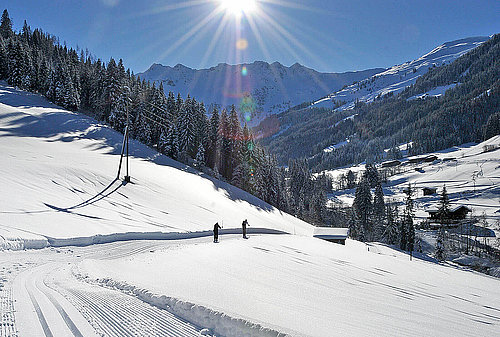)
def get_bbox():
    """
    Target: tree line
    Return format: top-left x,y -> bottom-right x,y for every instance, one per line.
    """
0,10 -> 331,227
